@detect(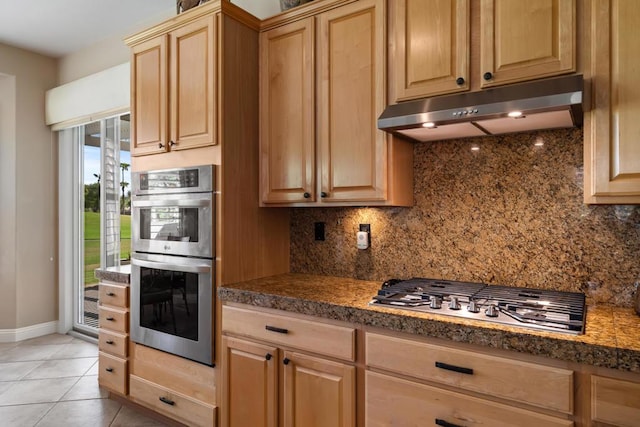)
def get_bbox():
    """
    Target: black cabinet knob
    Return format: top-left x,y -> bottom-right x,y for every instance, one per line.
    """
158,142 -> 165,149
303,192 -> 311,199
105,340 -> 114,345
455,77 -> 465,85
283,357 -> 290,365
320,192 -> 328,198
105,367 -> 113,373
169,140 -> 176,147
265,353 -> 272,361
483,72 -> 493,81
106,292 -> 115,297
